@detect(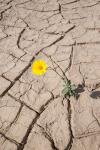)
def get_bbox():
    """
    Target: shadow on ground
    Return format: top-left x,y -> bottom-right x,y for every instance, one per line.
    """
90,91 -> 100,99
75,84 -> 85,99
